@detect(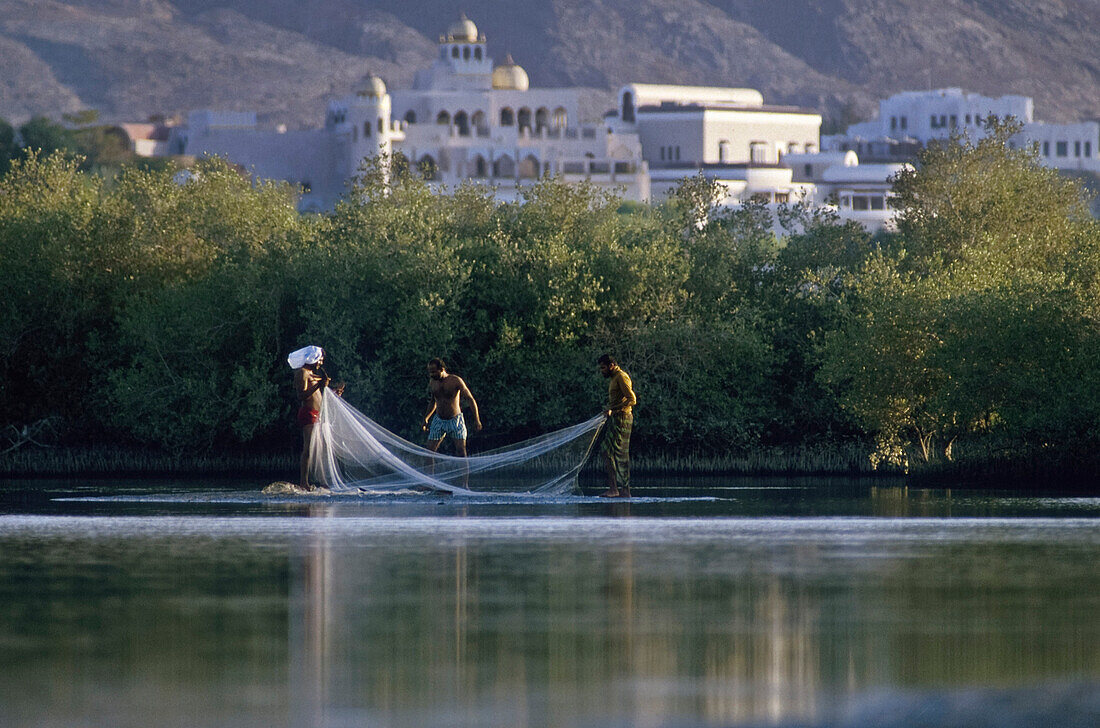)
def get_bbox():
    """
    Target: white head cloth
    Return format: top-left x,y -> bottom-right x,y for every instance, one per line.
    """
287,345 -> 324,369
